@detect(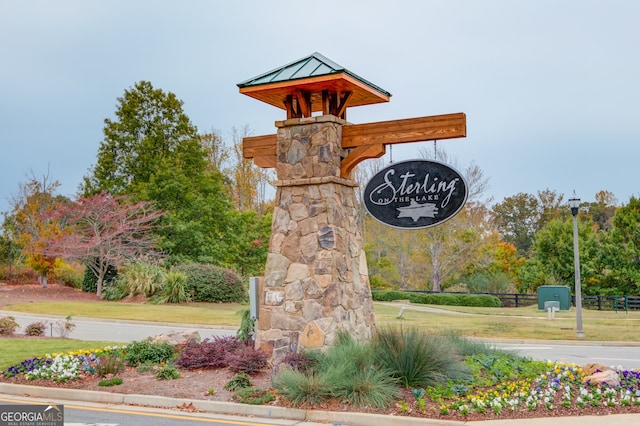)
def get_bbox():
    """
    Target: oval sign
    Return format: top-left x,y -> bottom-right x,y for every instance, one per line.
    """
363,159 -> 468,229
